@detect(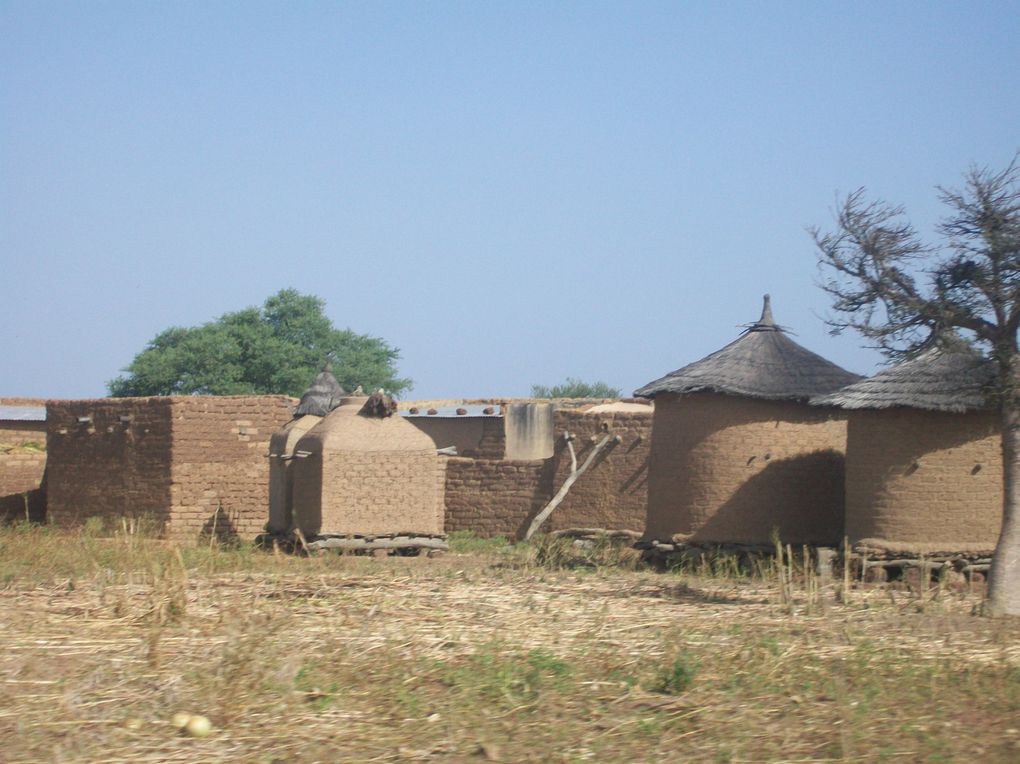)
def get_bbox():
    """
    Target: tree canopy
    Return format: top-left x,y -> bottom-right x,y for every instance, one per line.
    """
108,290 -> 411,398
531,378 -> 621,399
812,156 -> 1020,616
